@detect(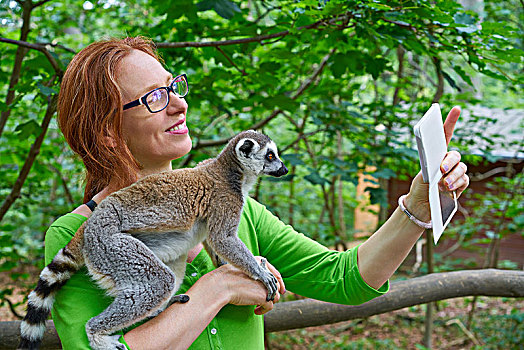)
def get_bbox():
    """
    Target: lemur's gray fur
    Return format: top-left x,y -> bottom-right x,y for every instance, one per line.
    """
19,130 -> 288,350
